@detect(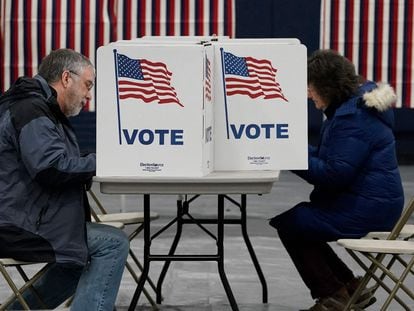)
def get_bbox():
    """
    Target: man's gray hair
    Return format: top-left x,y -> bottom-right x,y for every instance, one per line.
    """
38,49 -> 93,83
